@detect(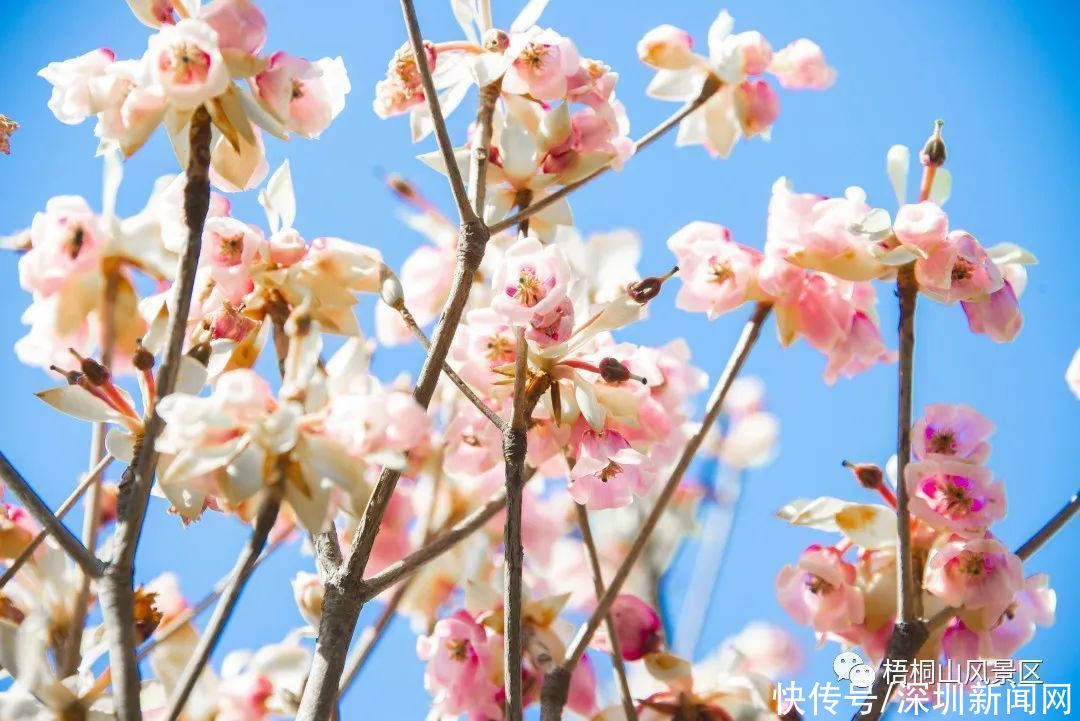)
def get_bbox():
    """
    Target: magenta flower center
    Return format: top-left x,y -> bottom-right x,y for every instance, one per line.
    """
926,426 -> 958,455
923,473 -> 984,520
510,266 -> 545,307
